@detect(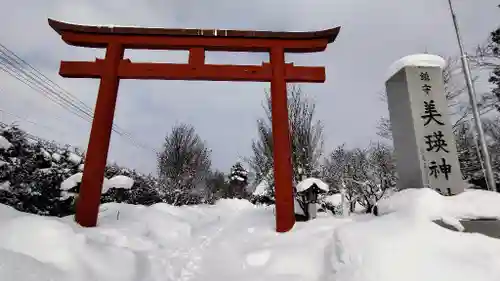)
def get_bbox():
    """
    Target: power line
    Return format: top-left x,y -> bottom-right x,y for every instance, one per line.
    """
1,44 -> 96,114
0,44 -> 105,126
0,43 -> 158,155
0,55 -> 93,122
